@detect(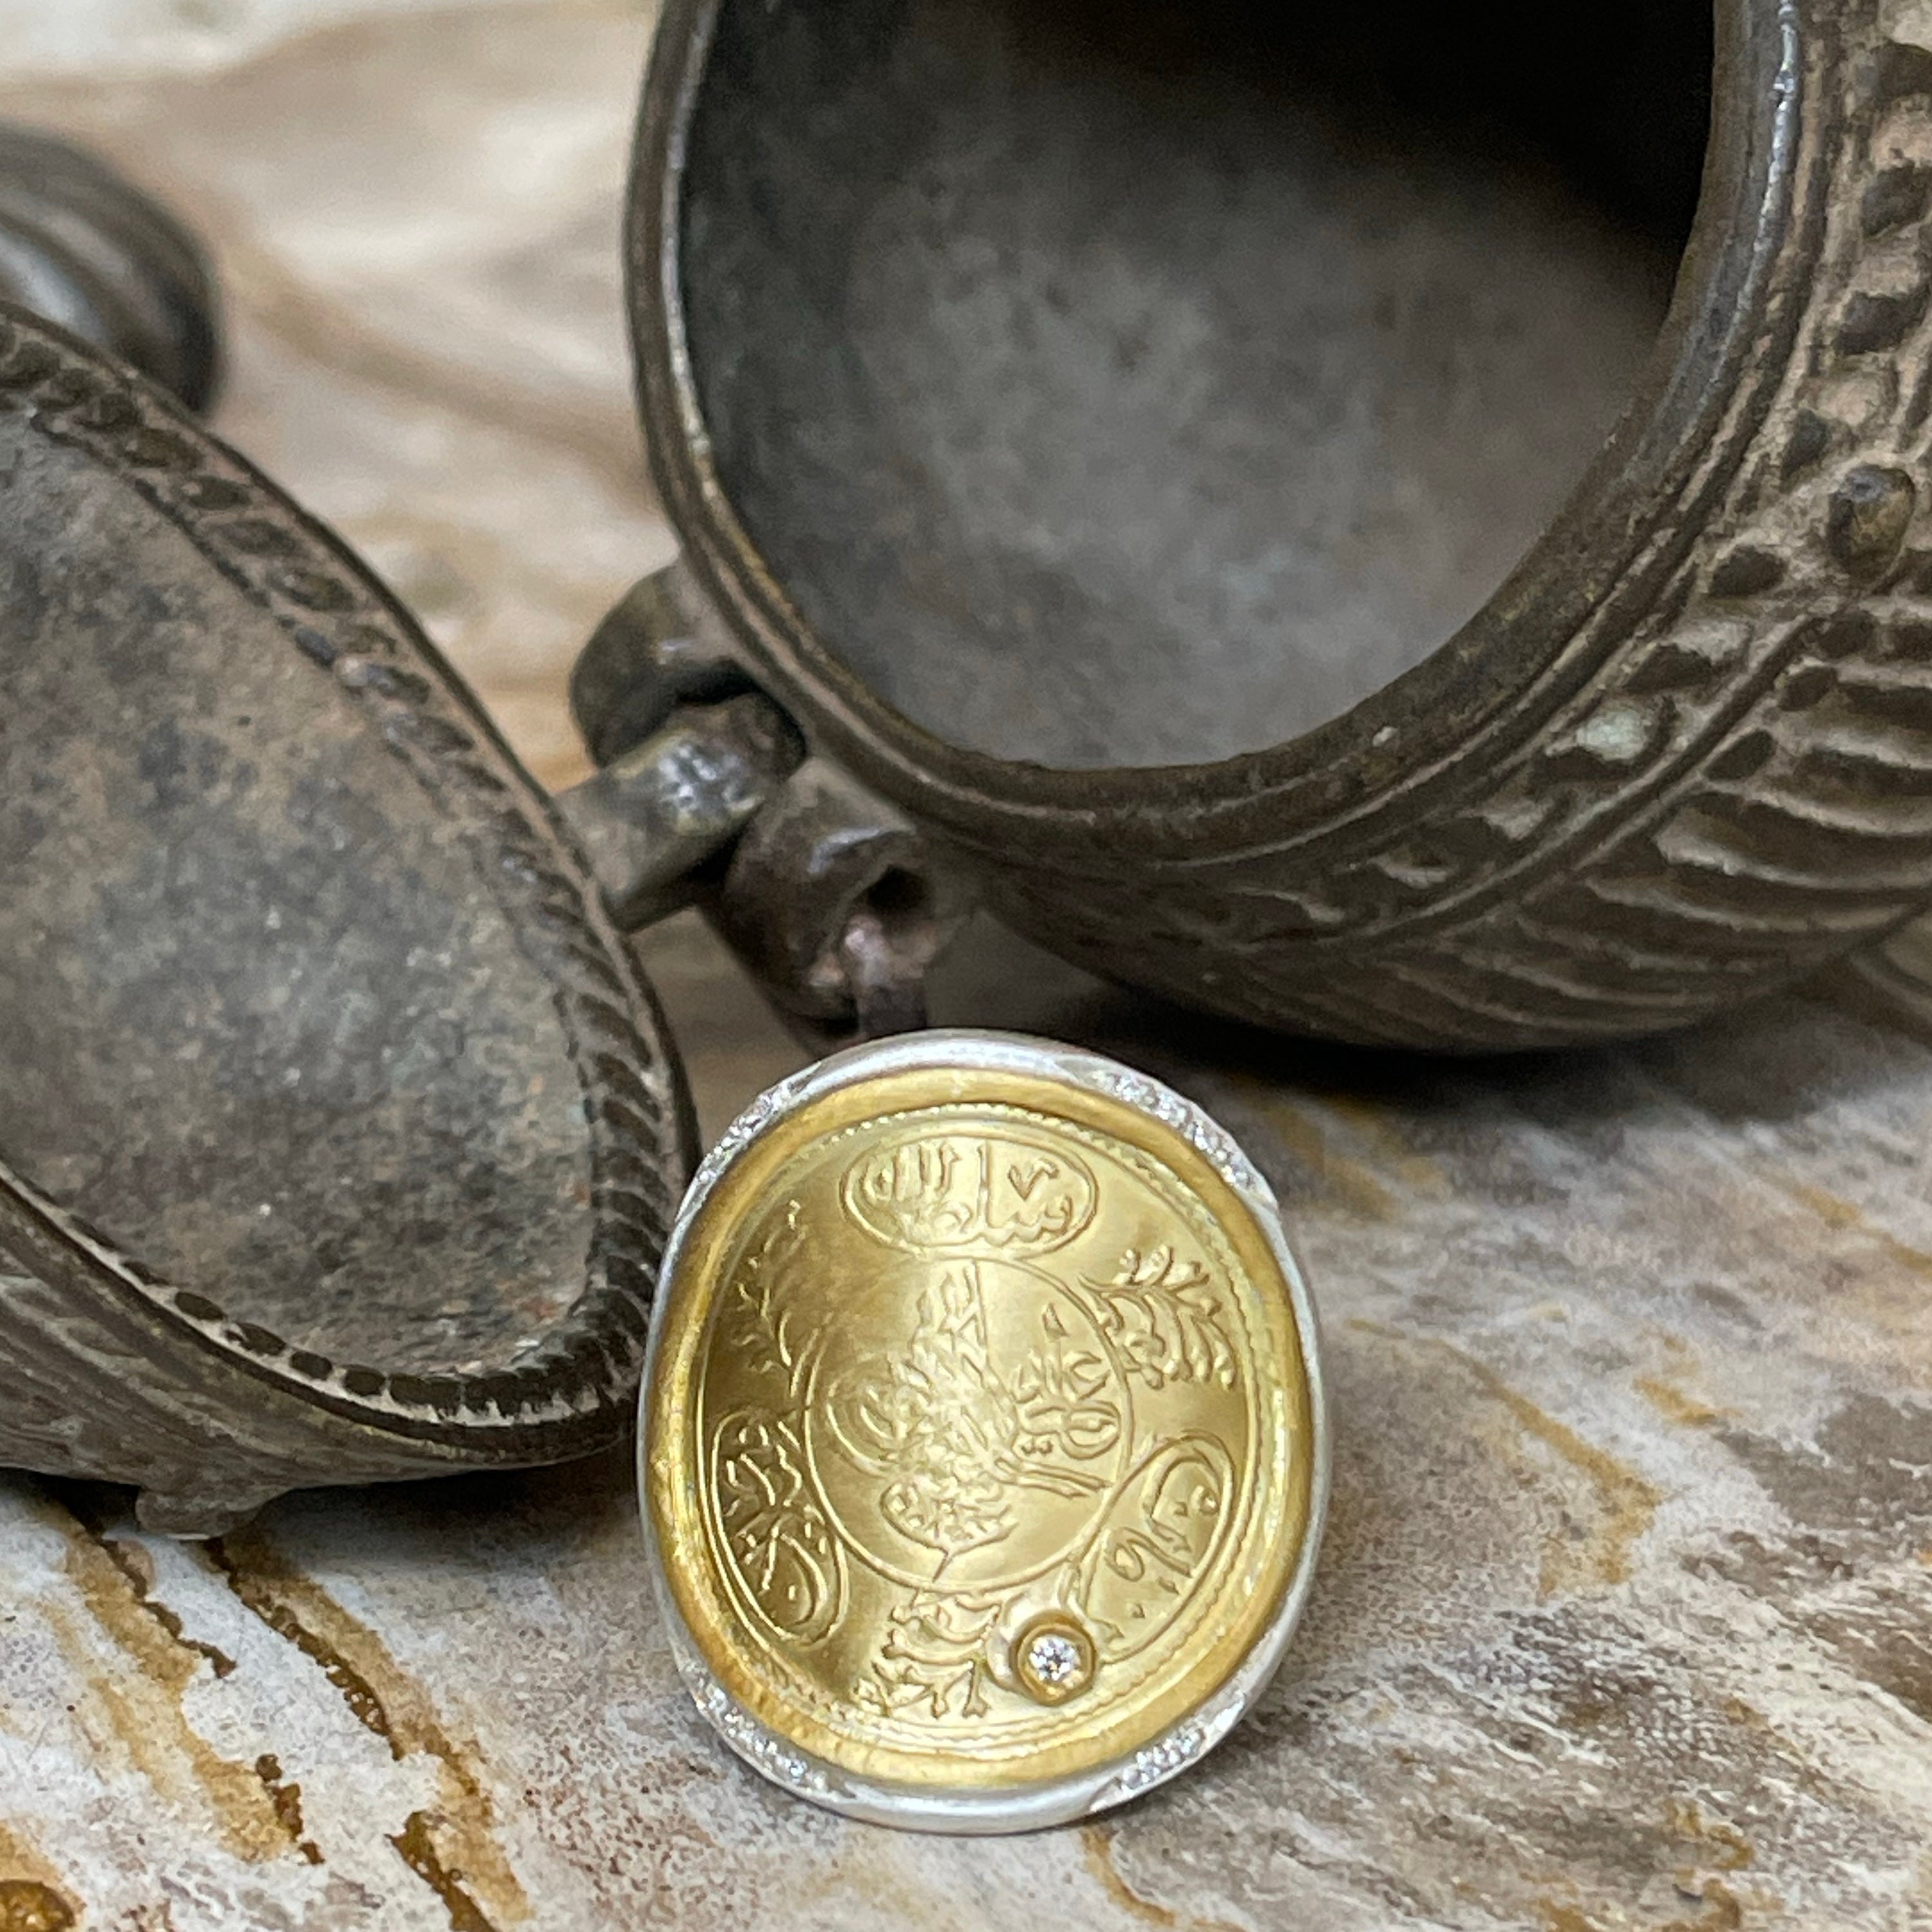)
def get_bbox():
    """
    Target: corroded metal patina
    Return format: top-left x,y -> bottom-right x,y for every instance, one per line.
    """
571,557 -> 967,1046
630,0 -> 1932,1050
0,175 -> 960,1522
642,1031 -> 1324,1830
0,305 -> 691,1533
